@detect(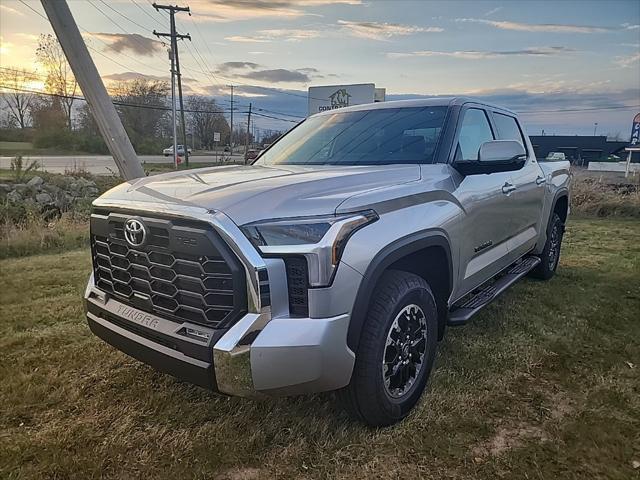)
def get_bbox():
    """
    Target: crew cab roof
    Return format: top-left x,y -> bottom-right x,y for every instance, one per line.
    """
312,96 -> 518,117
